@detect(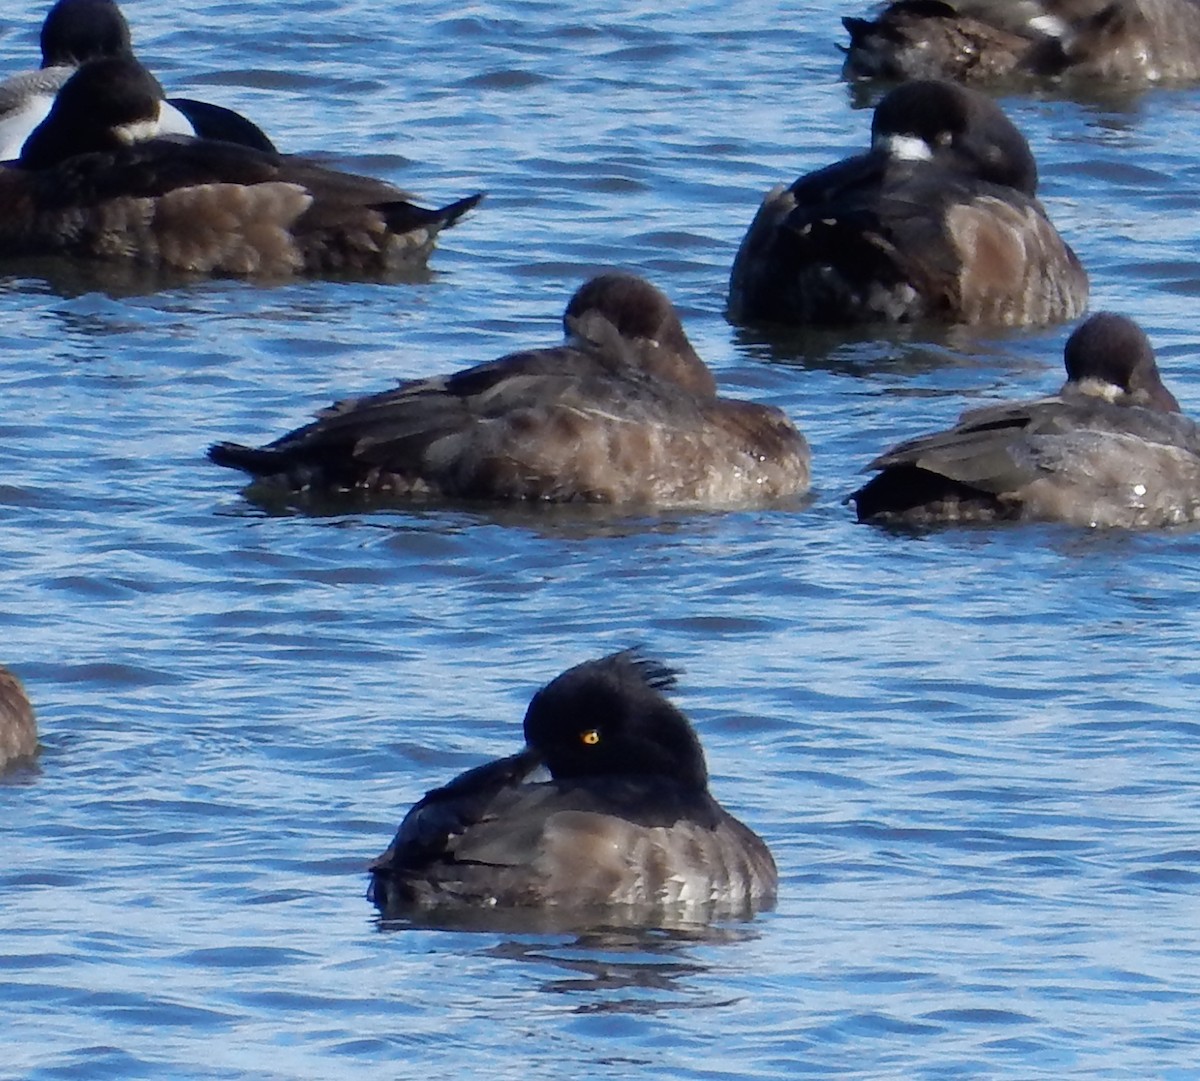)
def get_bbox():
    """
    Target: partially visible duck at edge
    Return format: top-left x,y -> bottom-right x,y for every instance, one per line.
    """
0,0 -> 275,160
728,79 -> 1088,329
208,273 -> 810,508
368,649 -> 778,922
0,57 -> 482,275
852,312 -> 1200,529
0,666 -> 38,771
840,0 -> 1200,86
